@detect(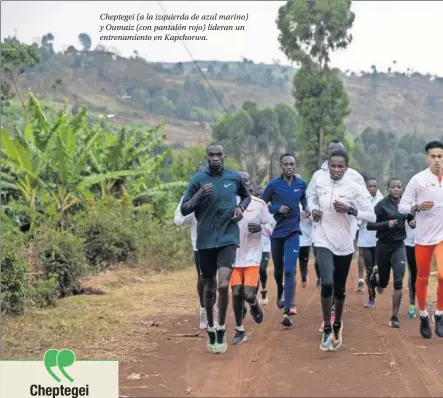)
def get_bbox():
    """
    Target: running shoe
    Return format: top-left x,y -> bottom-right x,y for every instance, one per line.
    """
276,290 -> 284,309
332,321 -> 343,350
207,326 -> 217,354
434,313 -> 443,338
320,326 -> 333,352
199,307 -> 207,329
260,290 -> 269,305
407,304 -> 416,318
420,315 -> 432,339
357,280 -> 364,293
364,300 -> 375,309
250,301 -> 264,324
389,315 -> 400,328
215,327 -> 227,354
281,310 -> 292,327
231,329 -> 247,345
